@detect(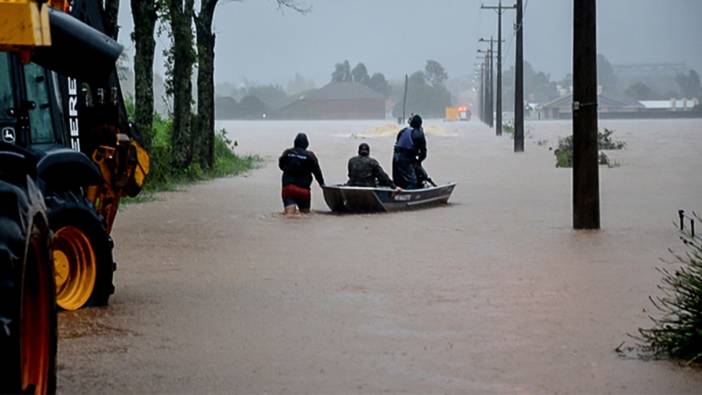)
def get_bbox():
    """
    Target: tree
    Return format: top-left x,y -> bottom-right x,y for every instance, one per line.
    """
409,71 -> 426,85
131,0 -> 159,148
675,70 -> 702,98
425,60 -> 448,87
368,73 -> 390,97
332,60 -> 352,83
625,81 -> 657,100
393,70 -> 451,118
245,84 -> 289,109
166,0 -> 196,167
193,0 -> 308,168
597,54 -> 618,93
286,73 -> 315,95
104,0 -> 120,39
351,62 -> 370,84
194,0 -> 218,168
